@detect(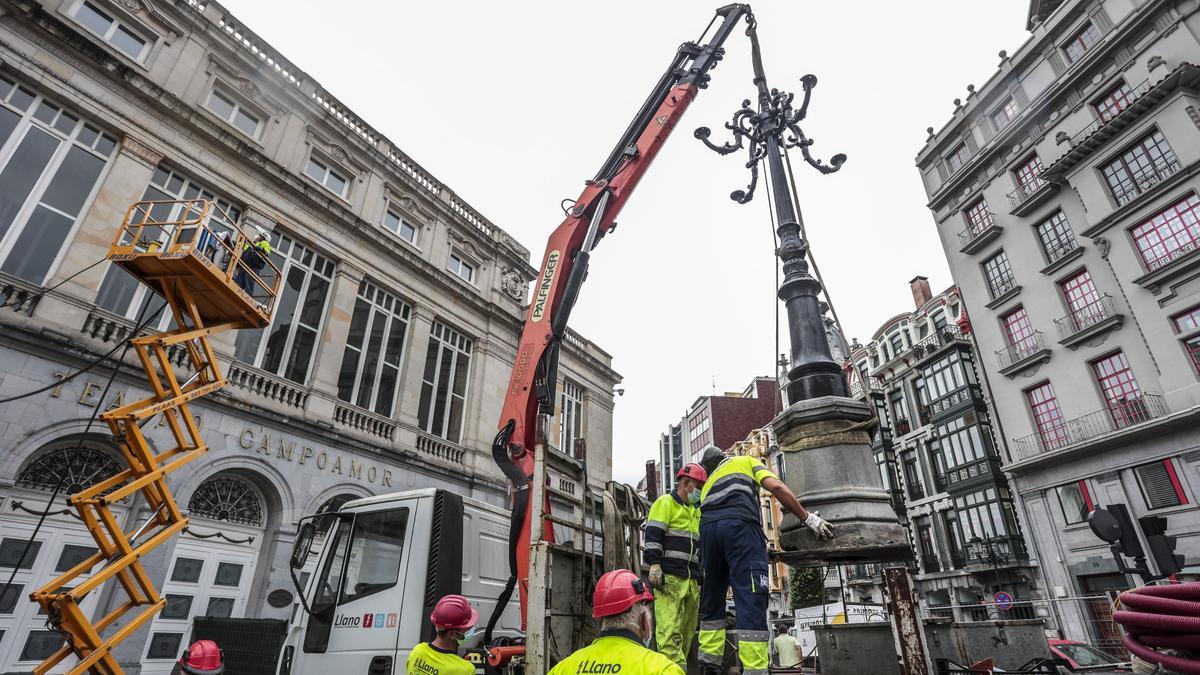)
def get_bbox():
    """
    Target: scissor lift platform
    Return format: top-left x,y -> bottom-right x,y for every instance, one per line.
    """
31,199 -> 280,674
